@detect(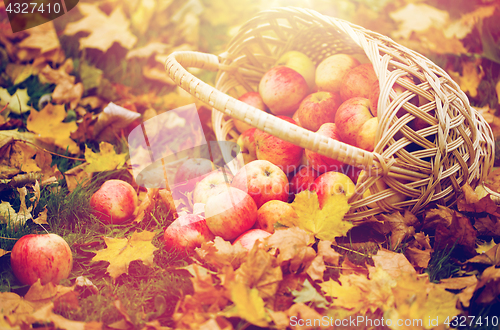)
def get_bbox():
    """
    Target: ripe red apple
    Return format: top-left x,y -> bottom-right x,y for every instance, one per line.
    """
314,171 -> 356,209
234,92 -> 268,133
231,159 -> 289,208
174,158 -> 215,190
356,117 -> 378,152
256,200 -> 298,233
297,91 -> 343,132
340,63 -> 378,101
315,54 -> 360,94
164,214 -> 215,255
259,66 -> 309,115
90,179 -> 138,224
289,165 -> 319,194
275,50 -> 316,91
254,116 -> 303,174
335,97 -> 374,146
305,123 -> 346,174
205,187 -> 258,241
292,109 -> 301,126
193,169 -> 233,204
237,128 -> 257,165
10,233 -> 73,286
233,229 -> 271,250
